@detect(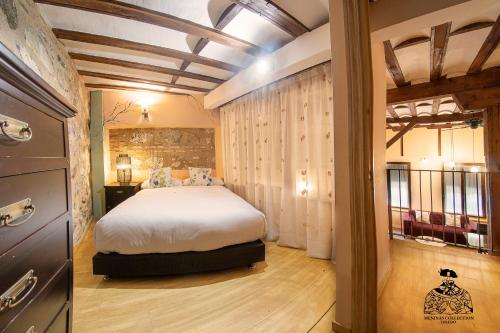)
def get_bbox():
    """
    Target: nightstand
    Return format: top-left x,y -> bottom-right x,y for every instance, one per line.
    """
105,182 -> 141,213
